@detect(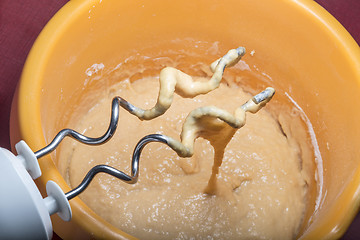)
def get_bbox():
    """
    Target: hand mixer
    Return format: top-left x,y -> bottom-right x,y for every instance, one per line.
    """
0,47 -> 275,239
